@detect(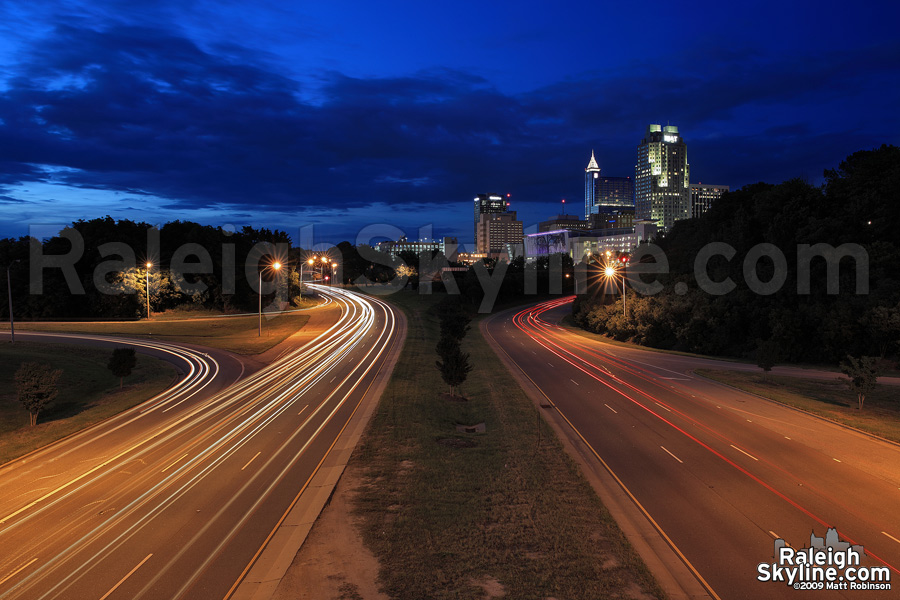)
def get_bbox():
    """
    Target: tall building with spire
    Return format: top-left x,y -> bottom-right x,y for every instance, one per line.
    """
635,124 -> 690,231
584,150 -> 601,218
584,150 -> 634,218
